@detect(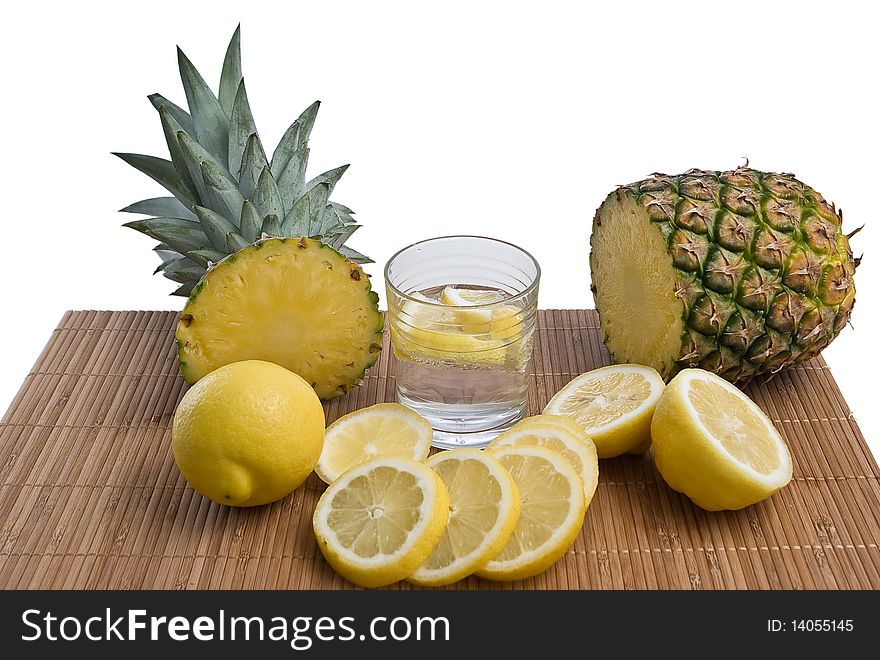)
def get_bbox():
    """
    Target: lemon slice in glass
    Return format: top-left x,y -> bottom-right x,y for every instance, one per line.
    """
312,457 -> 449,588
543,364 -> 665,458
408,449 -> 521,586
490,415 -> 598,505
477,446 -> 586,581
651,369 -> 792,511
315,403 -> 432,484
